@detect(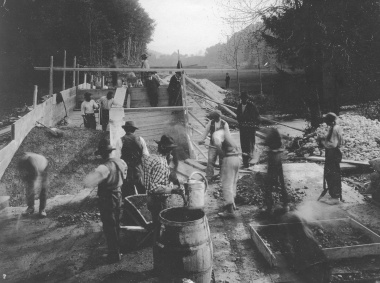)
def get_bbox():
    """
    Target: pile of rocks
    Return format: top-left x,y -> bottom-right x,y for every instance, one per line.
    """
289,114 -> 380,162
